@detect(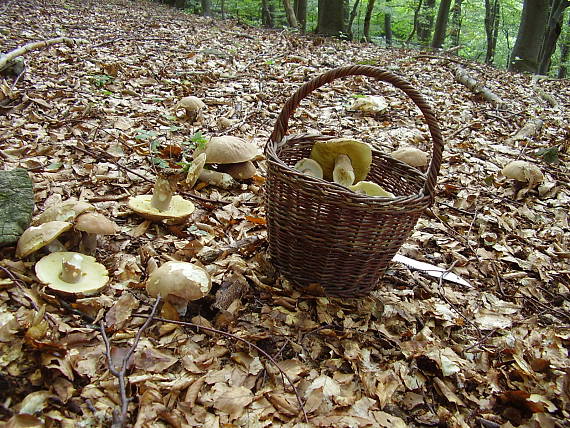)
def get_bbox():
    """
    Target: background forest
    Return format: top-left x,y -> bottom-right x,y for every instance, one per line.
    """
159,0 -> 570,78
